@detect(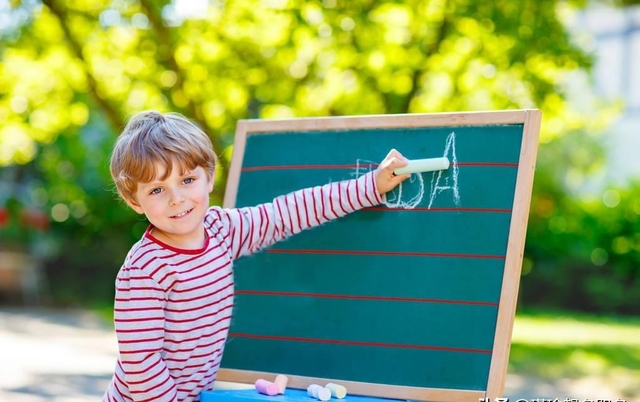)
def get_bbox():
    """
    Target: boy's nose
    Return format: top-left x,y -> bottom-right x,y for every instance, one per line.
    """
169,190 -> 185,206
